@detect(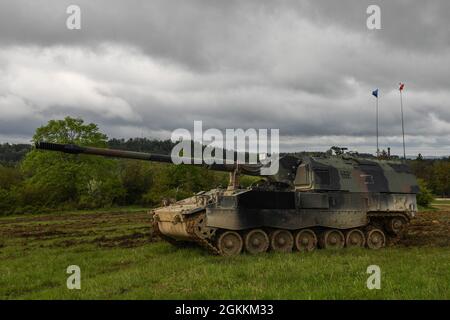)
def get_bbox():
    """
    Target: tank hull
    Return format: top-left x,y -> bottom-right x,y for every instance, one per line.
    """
152,189 -> 416,255
206,190 -> 415,229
